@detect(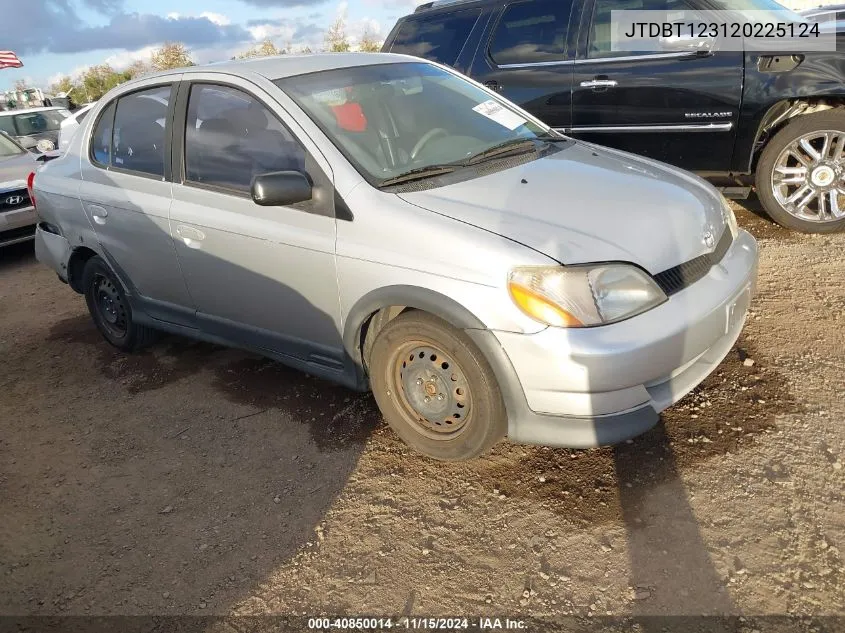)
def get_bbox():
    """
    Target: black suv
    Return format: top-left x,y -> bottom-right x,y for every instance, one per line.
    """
383,0 -> 845,233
